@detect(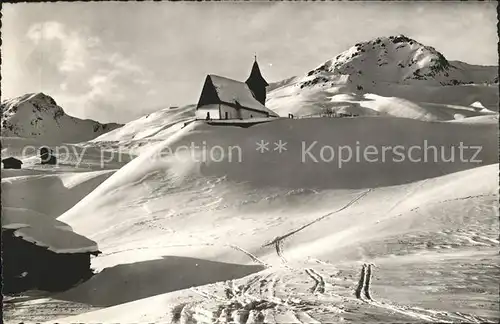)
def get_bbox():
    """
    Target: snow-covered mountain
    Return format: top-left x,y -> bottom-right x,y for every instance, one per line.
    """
1,93 -> 122,143
267,35 -> 499,120
308,34 -> 497,86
